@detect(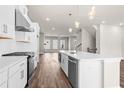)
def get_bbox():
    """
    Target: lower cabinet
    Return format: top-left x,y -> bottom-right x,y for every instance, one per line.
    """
0,58 -> 27,88
8,60 -> 27,88
60,53 -> 68,77
78,61 -> 102,88
0,82 -> 7,88
8,69 -> 27,88
0,70 -> 7,88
